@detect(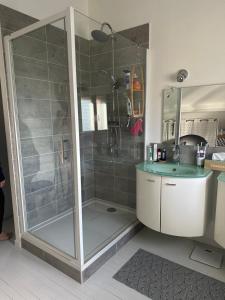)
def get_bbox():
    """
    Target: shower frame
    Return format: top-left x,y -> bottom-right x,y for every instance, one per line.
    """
1,6 -> 145,281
